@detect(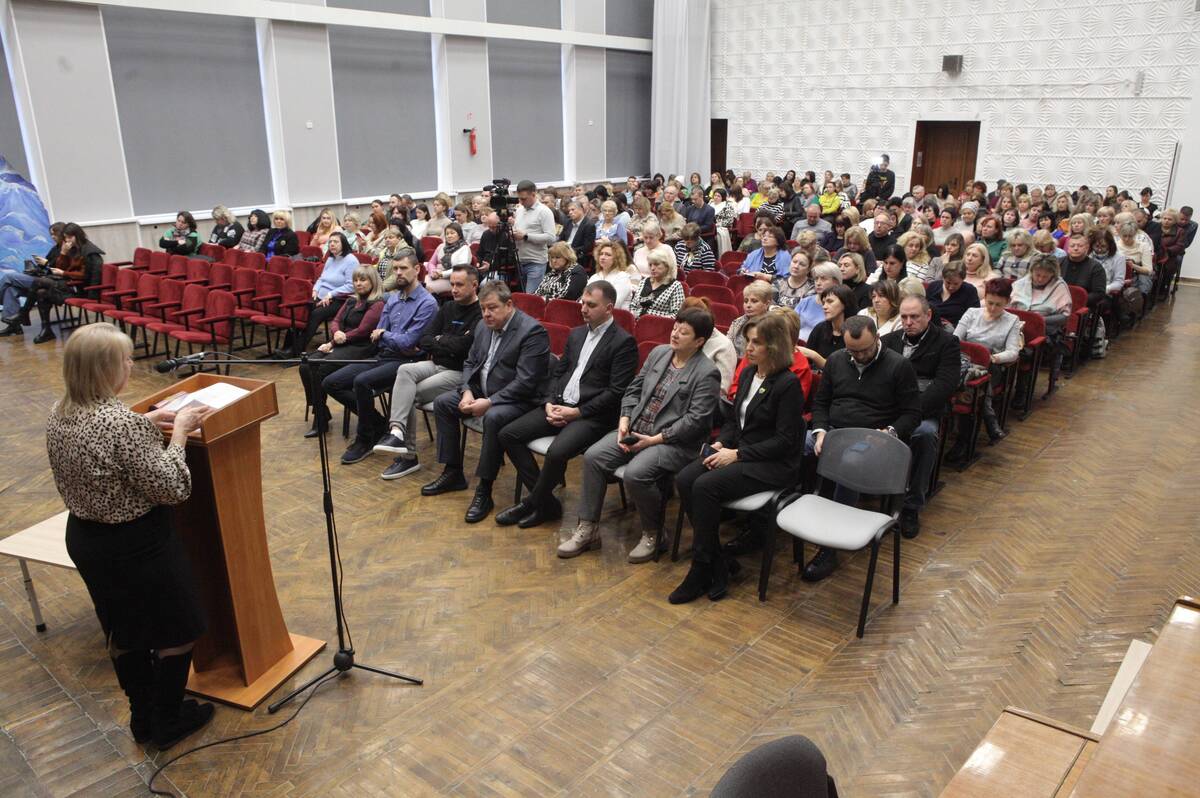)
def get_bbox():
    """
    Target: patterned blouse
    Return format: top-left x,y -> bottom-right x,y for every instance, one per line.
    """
536,264 -> 588,301
631,362 -> 684,435
630,279 -> 685,320
46,398 -> 191,524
